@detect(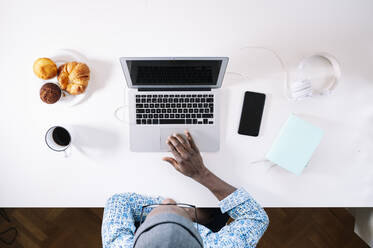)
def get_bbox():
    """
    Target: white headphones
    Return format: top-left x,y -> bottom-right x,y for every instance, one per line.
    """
288,53 -> 341,100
